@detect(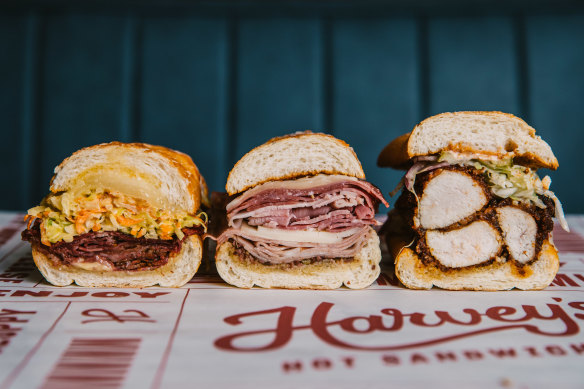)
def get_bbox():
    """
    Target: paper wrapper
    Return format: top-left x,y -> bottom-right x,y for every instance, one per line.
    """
0,212 -> 583,388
